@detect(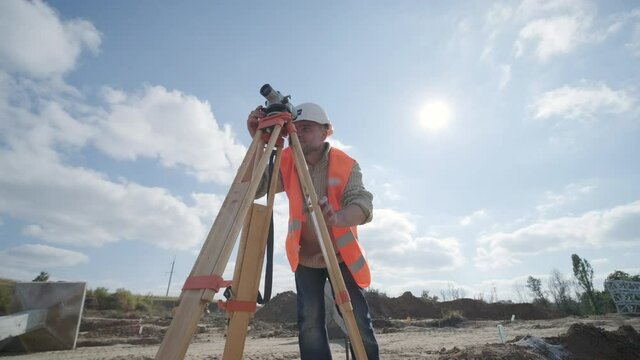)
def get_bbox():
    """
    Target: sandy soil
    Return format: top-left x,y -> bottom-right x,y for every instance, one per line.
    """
3,314 -> 639,360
